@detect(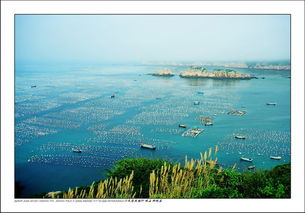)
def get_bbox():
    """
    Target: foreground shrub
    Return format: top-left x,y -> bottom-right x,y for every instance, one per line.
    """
46,146 -> 290,199
149,147 -> 220,198
61,171 -> 136,198
106,158 -> 168,198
